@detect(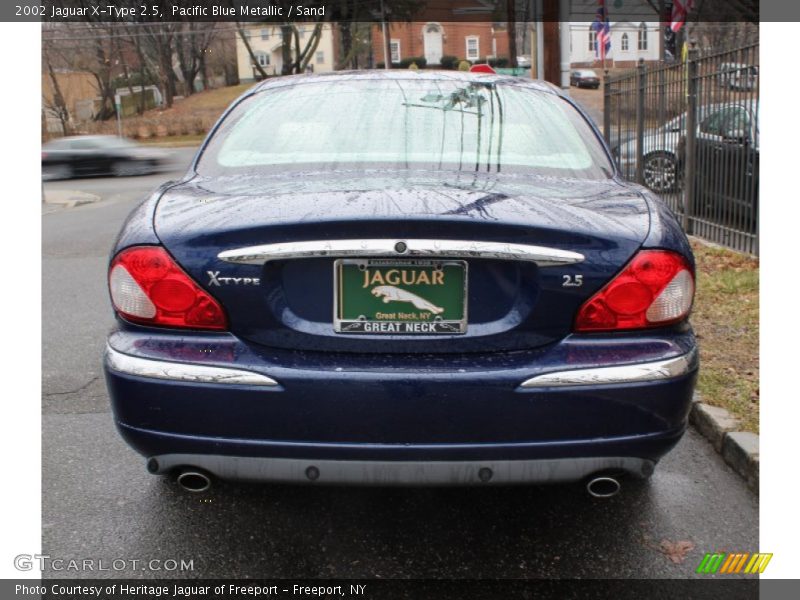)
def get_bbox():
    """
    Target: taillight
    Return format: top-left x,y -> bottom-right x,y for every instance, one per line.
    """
574,250 -> 694,332
109,246 -> 227,330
